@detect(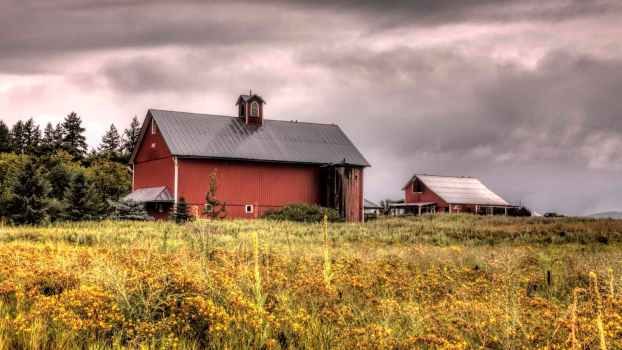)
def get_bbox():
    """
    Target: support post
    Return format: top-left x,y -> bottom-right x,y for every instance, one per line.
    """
173,156 -> 179,206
